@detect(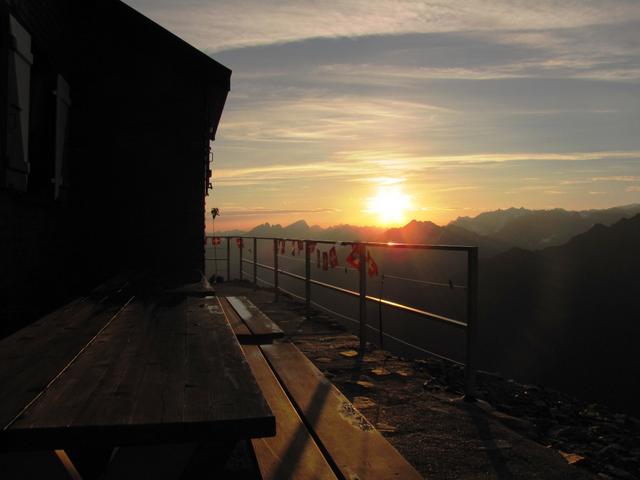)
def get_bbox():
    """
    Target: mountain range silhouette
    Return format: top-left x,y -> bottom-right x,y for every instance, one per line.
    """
219,205 -> 640,413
